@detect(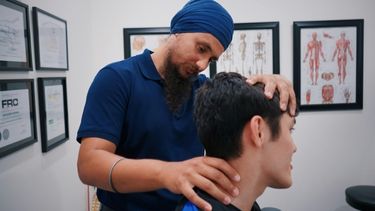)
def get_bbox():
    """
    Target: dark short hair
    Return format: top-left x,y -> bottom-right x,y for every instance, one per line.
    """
194,72 -> 298,160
